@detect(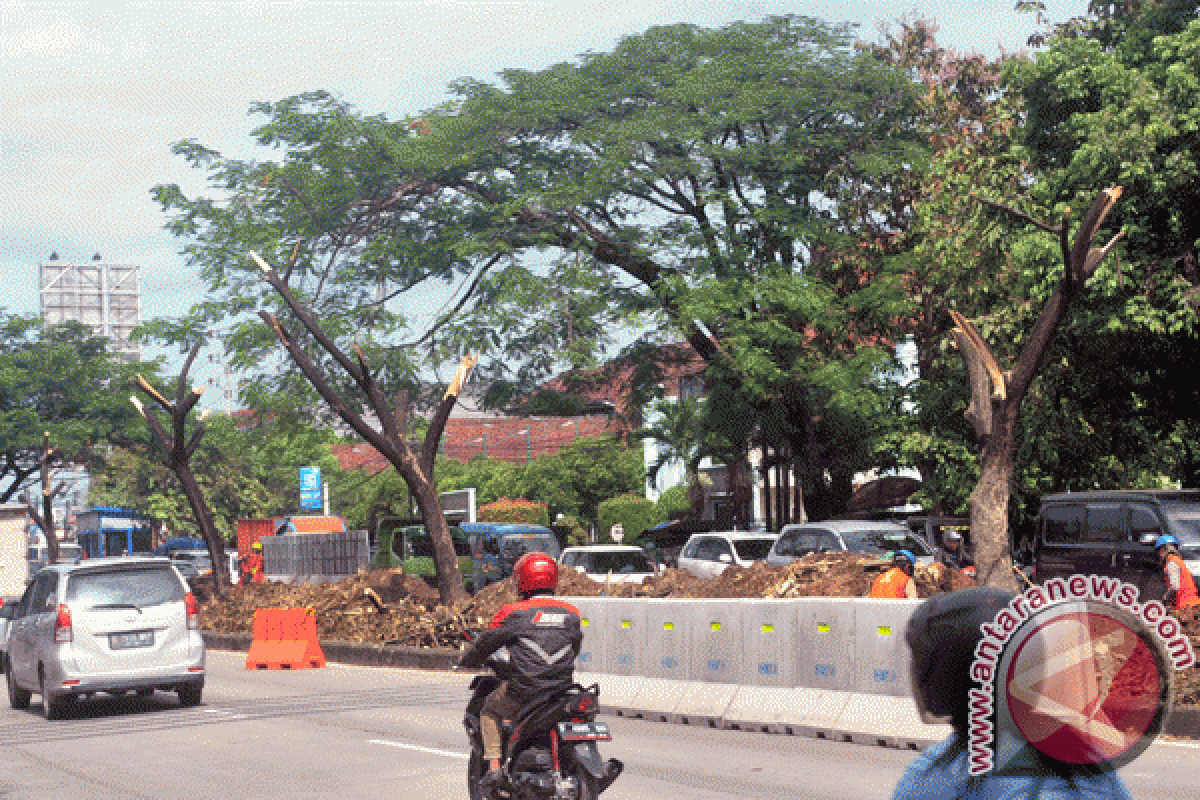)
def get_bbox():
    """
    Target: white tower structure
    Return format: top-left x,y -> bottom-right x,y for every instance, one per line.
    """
39,252 -> 141,361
